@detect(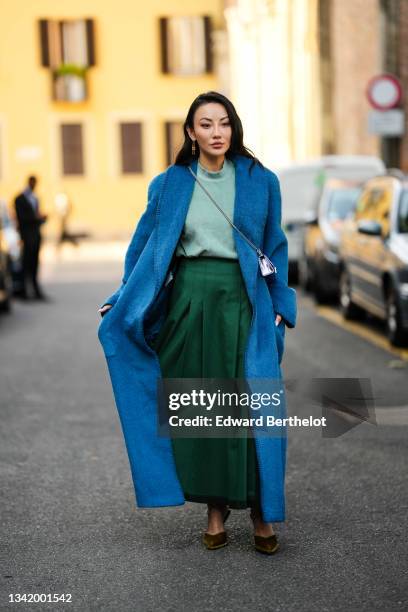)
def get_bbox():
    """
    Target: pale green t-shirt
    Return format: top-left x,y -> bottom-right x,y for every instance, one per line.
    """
175,157 -> 238,259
